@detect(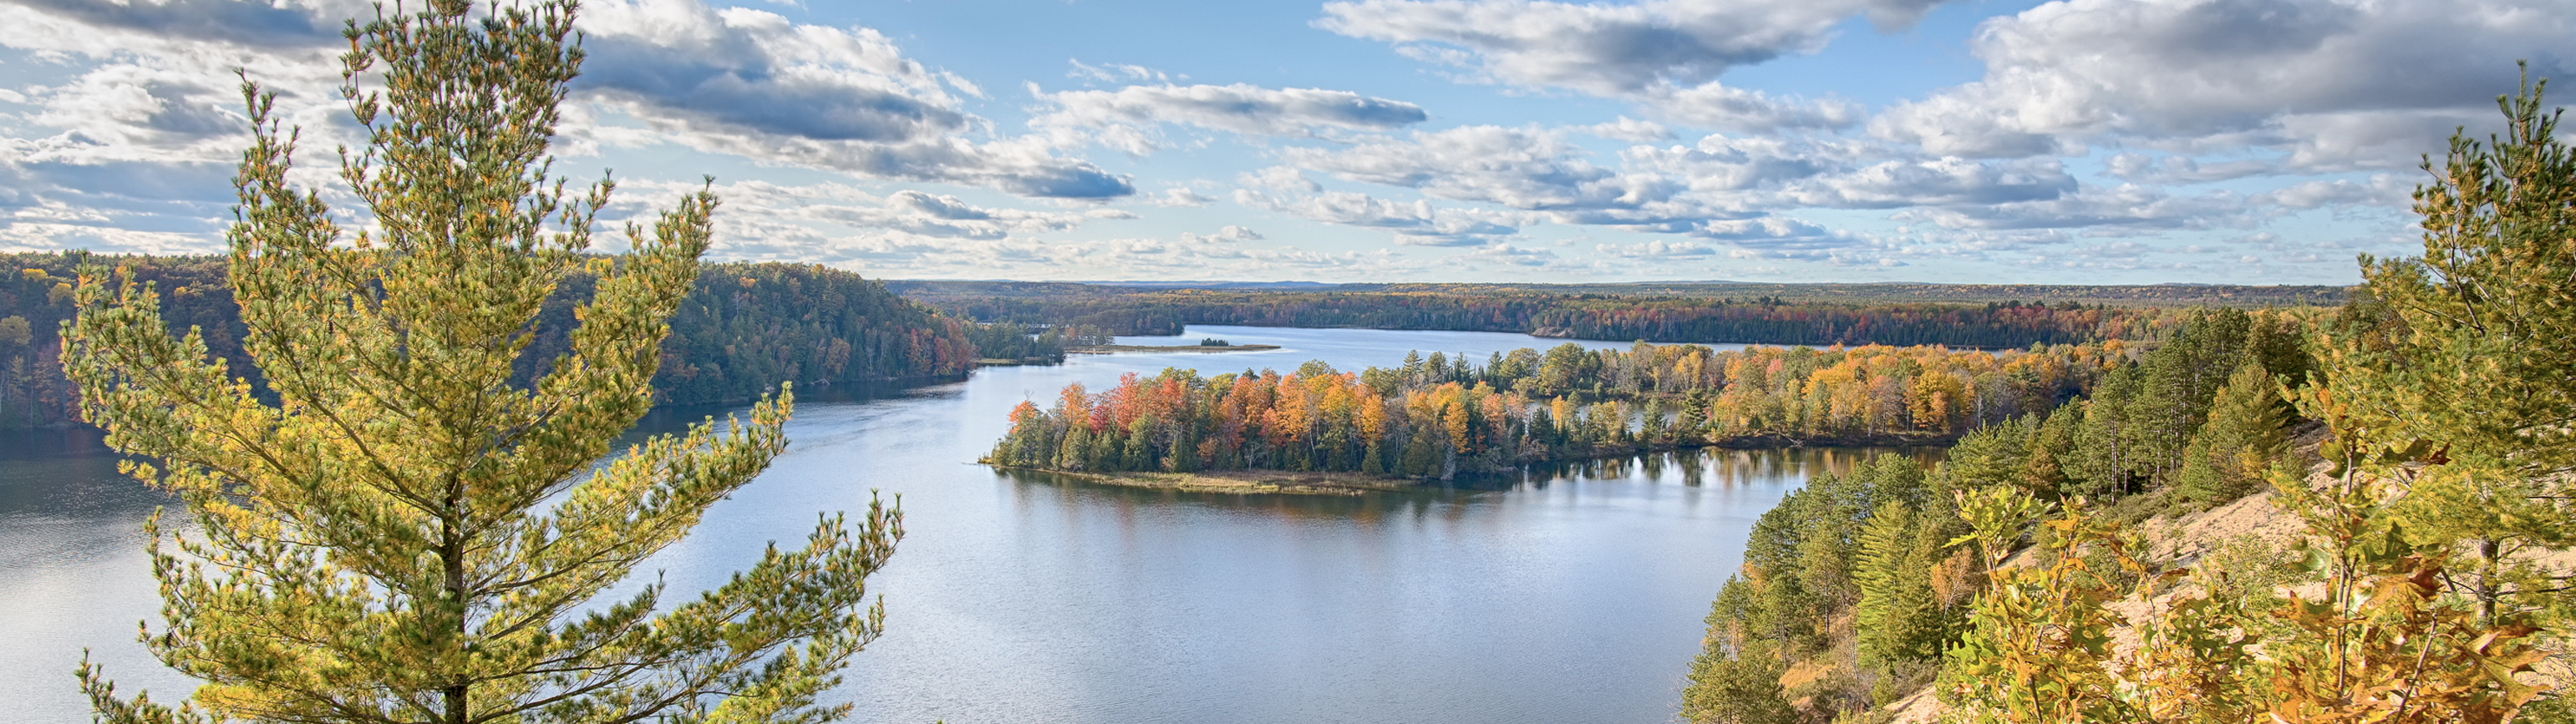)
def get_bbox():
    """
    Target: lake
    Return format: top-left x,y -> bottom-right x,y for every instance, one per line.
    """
0,325 -> 1923,724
